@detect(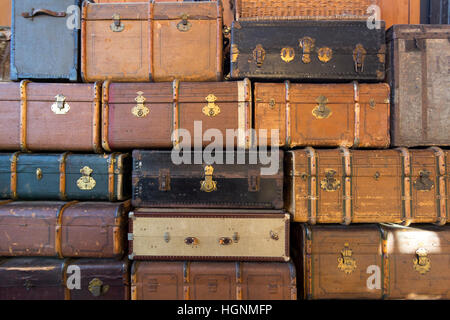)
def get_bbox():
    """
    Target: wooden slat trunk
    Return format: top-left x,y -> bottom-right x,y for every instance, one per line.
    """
102,80 -> 252,150
82,1 -> 223,82
293,224 -> 450,300
255,82 -> 390,148
285,148 -> 448,225
0,153 -> 130,201
387,24 -> 450,147
0,201 -> 130,258
0,81 -> 102,152
132,150 -> 284,209
0,258 -> 130,300
129,209 -> 290,261
131,261 -> 296,300
230,20 -> 386,81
